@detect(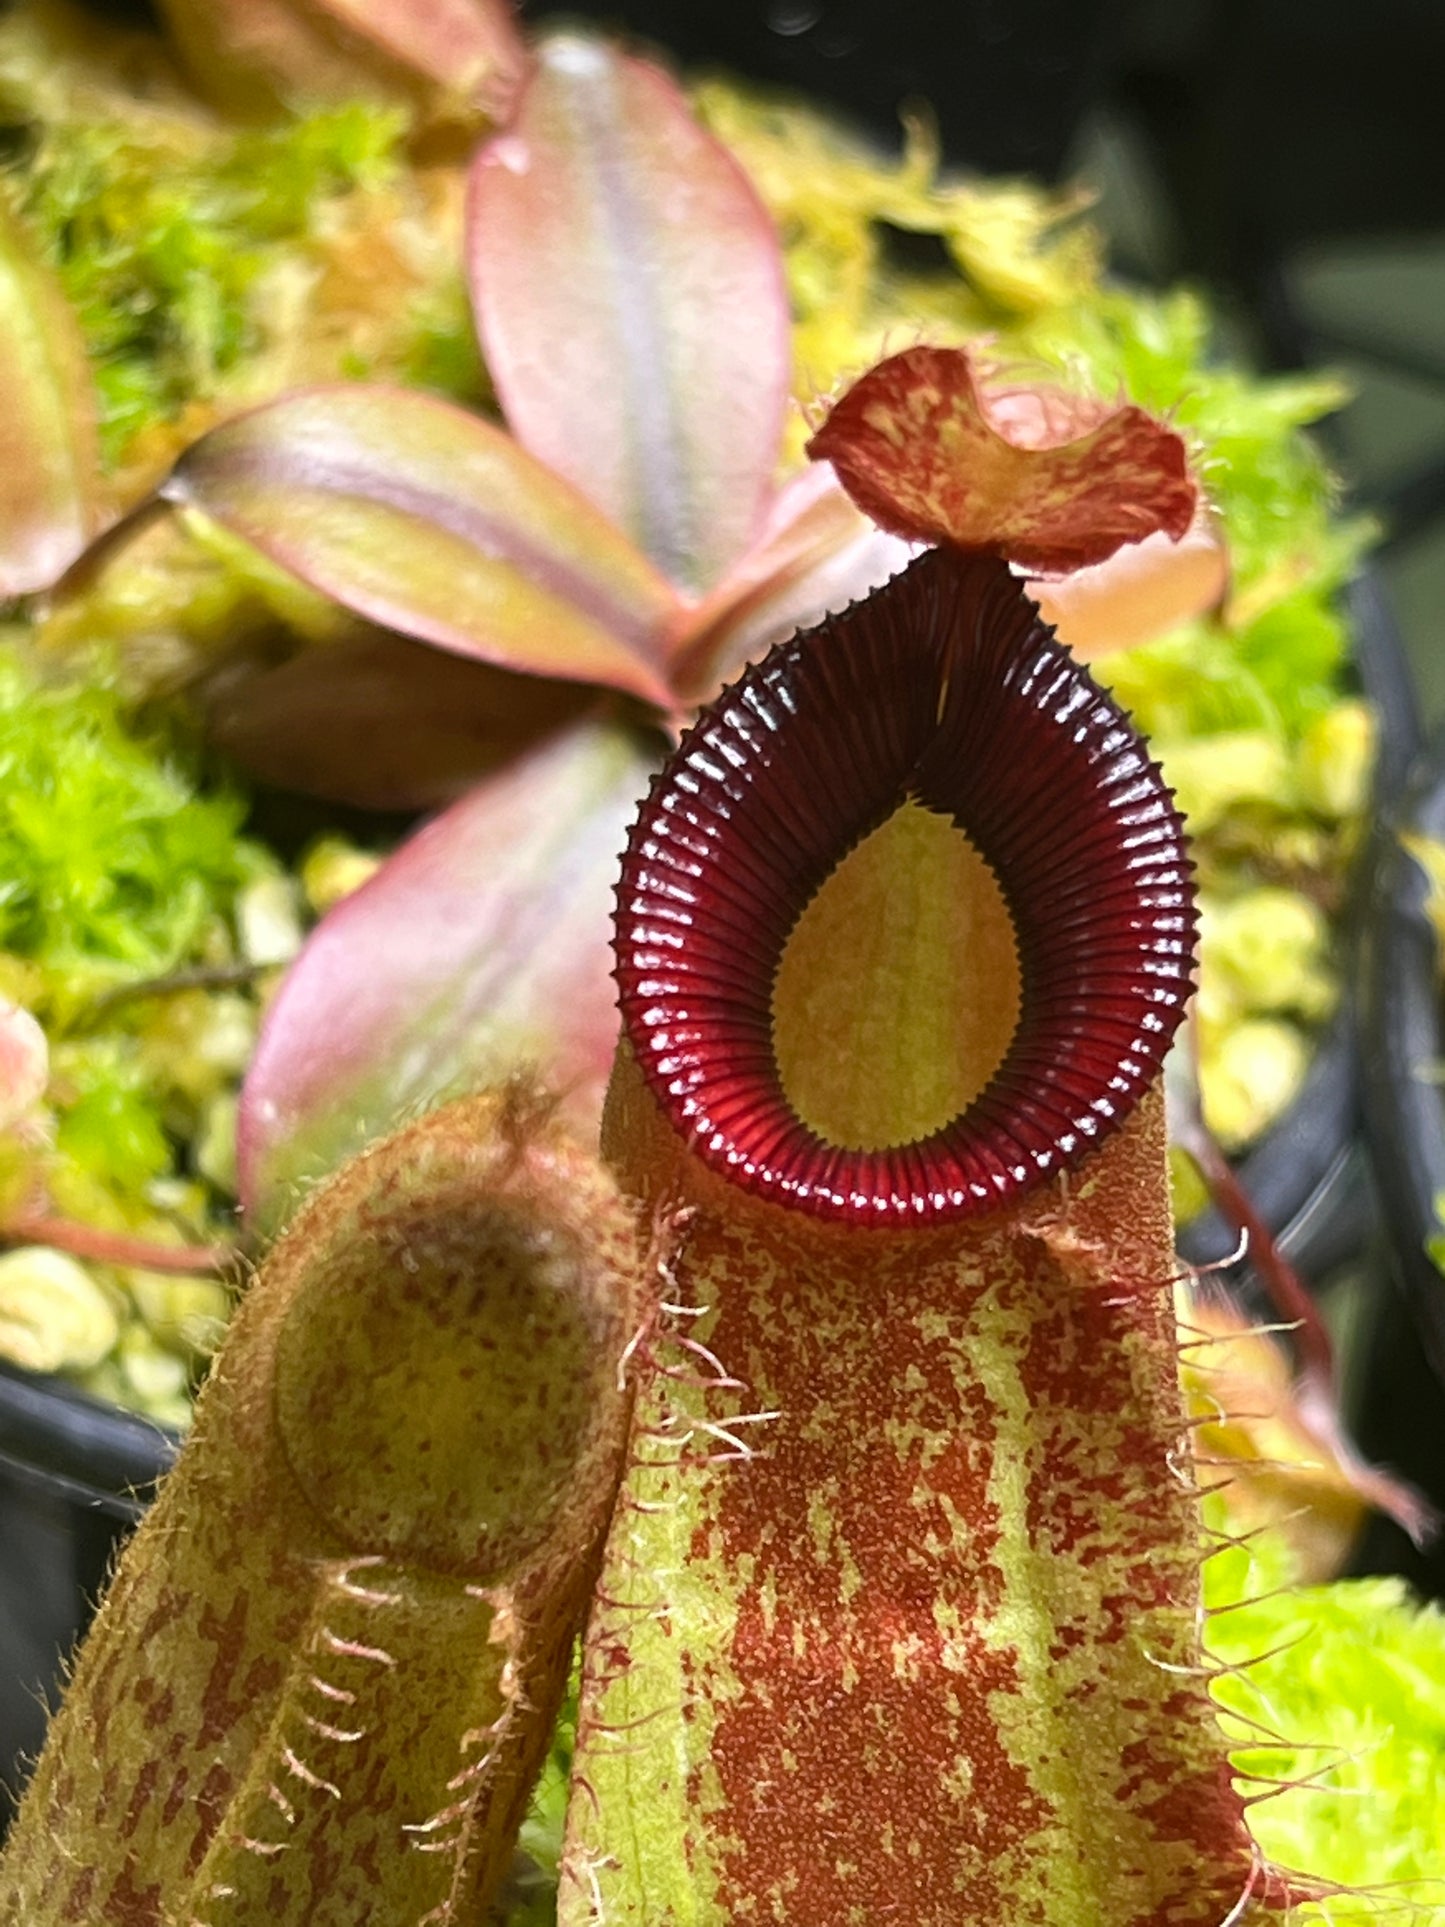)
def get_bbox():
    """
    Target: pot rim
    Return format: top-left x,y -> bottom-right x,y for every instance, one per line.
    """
0,1361 -> 175,1521
1360,724 -> 1445,1383
1180,567 -> 1420,1280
